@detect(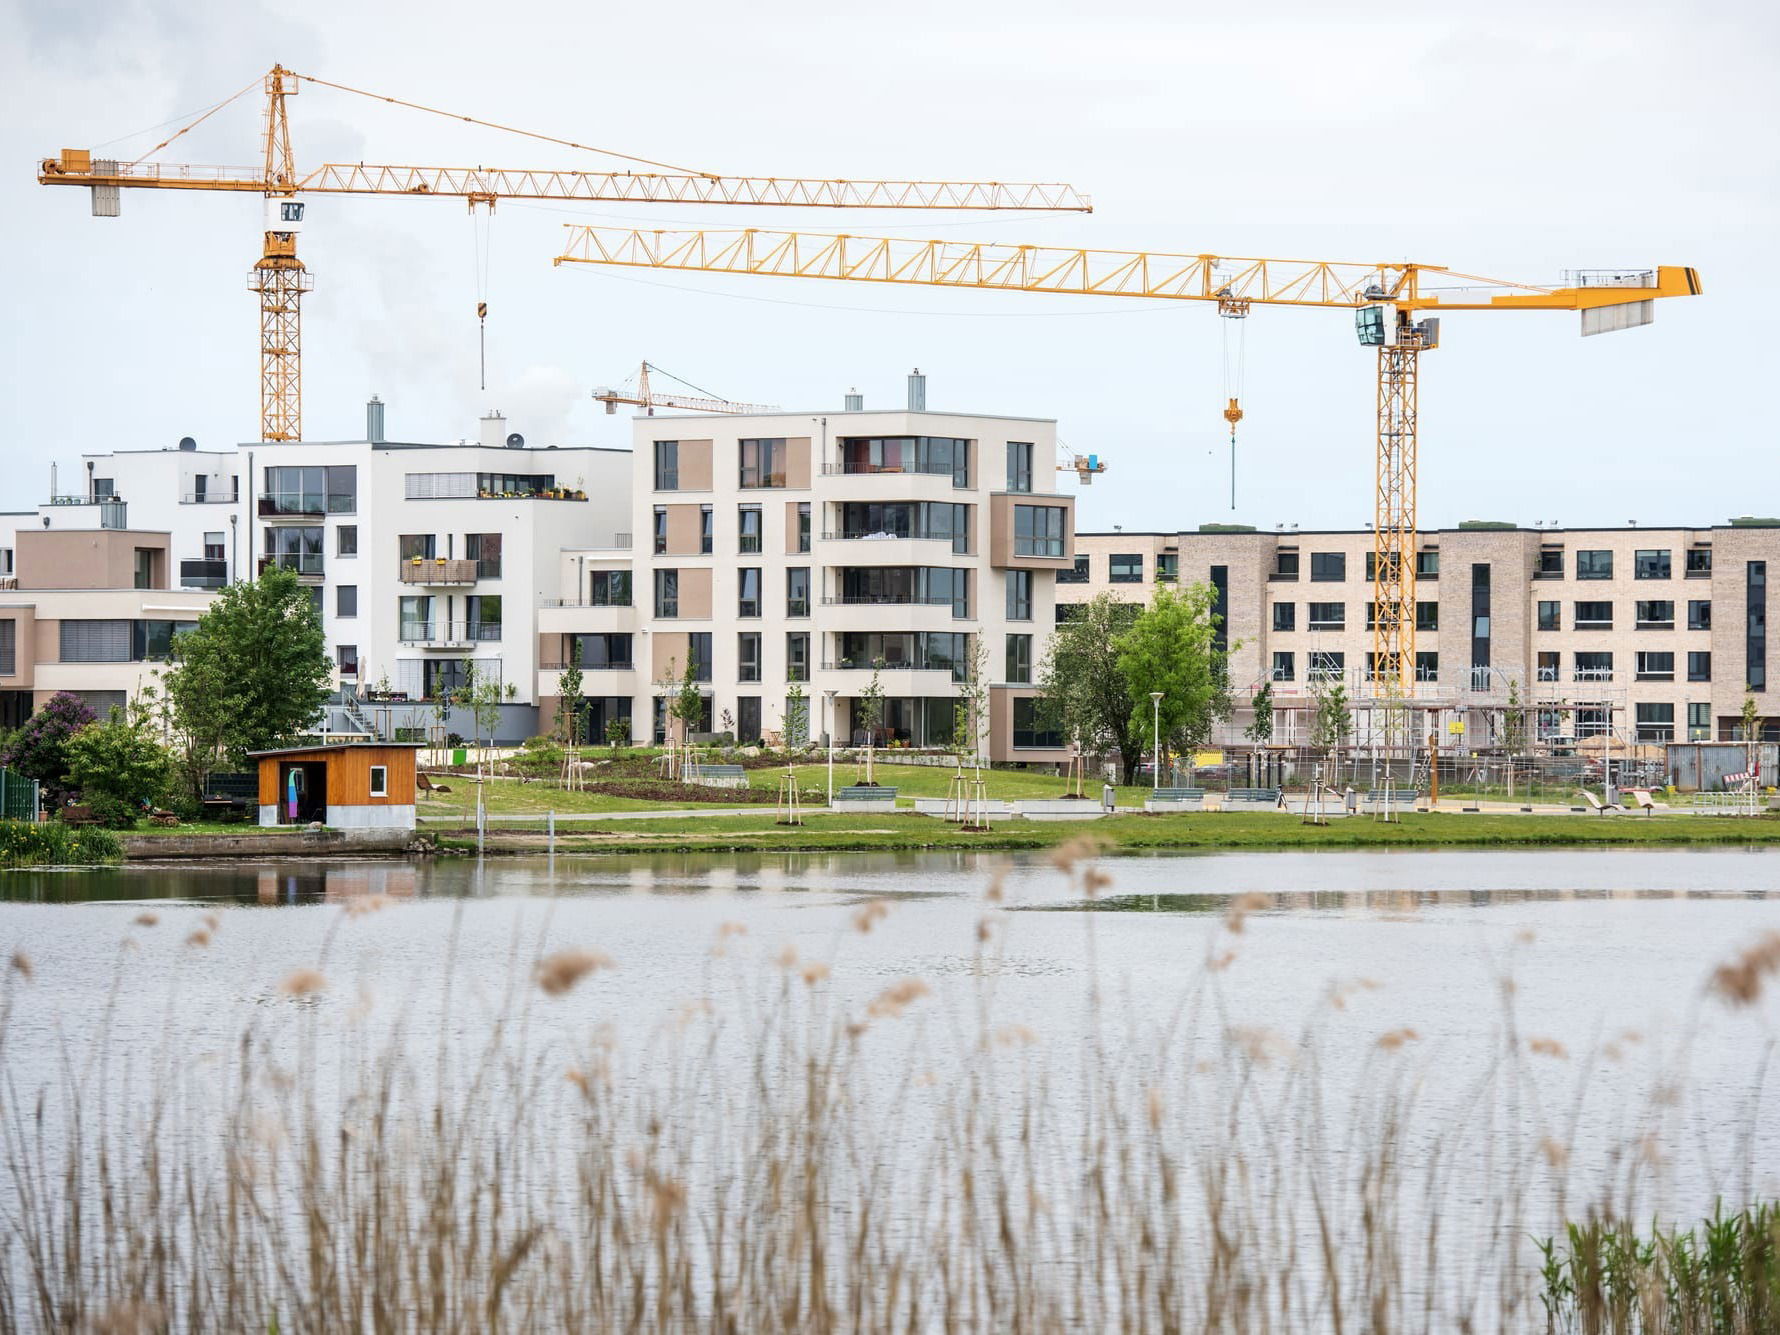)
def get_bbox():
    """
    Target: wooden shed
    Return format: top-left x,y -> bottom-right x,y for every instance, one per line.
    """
248,743 -> 421,831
